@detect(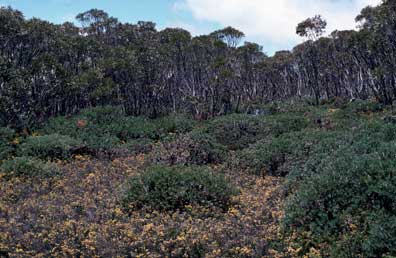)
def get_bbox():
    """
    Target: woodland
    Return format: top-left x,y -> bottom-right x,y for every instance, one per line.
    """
1,0 -> 396,257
